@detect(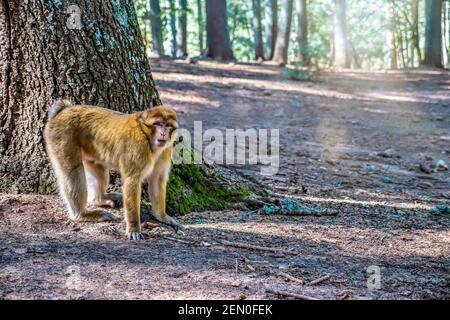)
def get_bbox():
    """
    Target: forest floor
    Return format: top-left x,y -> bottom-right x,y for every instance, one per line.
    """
0,59 -> 449,300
